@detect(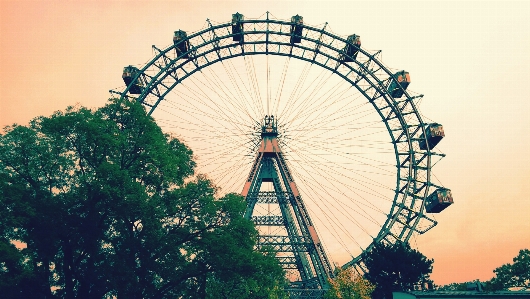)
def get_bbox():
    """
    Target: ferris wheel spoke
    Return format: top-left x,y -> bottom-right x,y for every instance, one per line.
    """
154,105 -> 244,148
283,62 -> 362,122
225,58 -> 263,120
289,119 -> 382,131
285,72 -> 336,122
208,156 -> 251,191
277,62 -> 313,121
200,65 -> 253,121
190,137 -> 253,157
286,104 -> 373,139
181,77 -> 251,136
287,149 -> 394,198
272,57 -> 291,118
165,83 -> 245,134
161,96 -> 250,130
288,153 -> 375,248
204,61 -> 265,125
291,164 -> 387,231
289,172 -> 384,259
285,134 -> 393,151
285,75 -> 352,130
293,171 -> 364,252
196,144 -> 250,182
287,104 -> 377,142
220,61 -> 260,122
287,89 -> 366,133
286,146 -> 391,218
286,133 -> 396,175
286,143 -> 387,223
184,62 -> 259,126
266,53 -> 270,114
288,132 -> 393,158
284,147 -> 395,225
281,66 -> 331,124
244,56 -> 266,118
